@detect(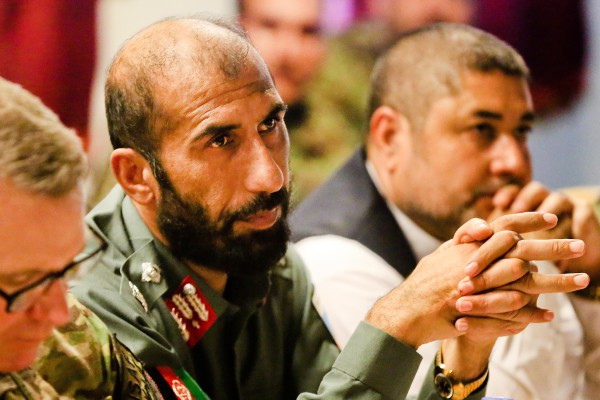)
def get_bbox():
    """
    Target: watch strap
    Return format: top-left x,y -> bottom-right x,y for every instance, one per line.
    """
433,347 -> 489,400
